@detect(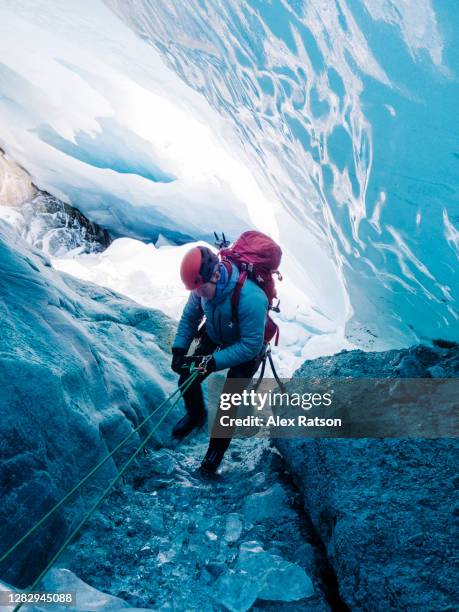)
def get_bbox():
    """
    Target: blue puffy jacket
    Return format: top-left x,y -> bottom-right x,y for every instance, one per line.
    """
172,263 -> 268,371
